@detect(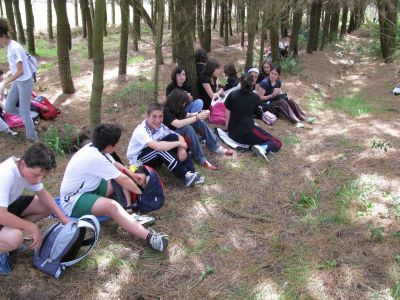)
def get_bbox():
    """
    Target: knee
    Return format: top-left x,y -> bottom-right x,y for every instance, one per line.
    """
7,229 -> 24,250
107,199 -> 122,217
